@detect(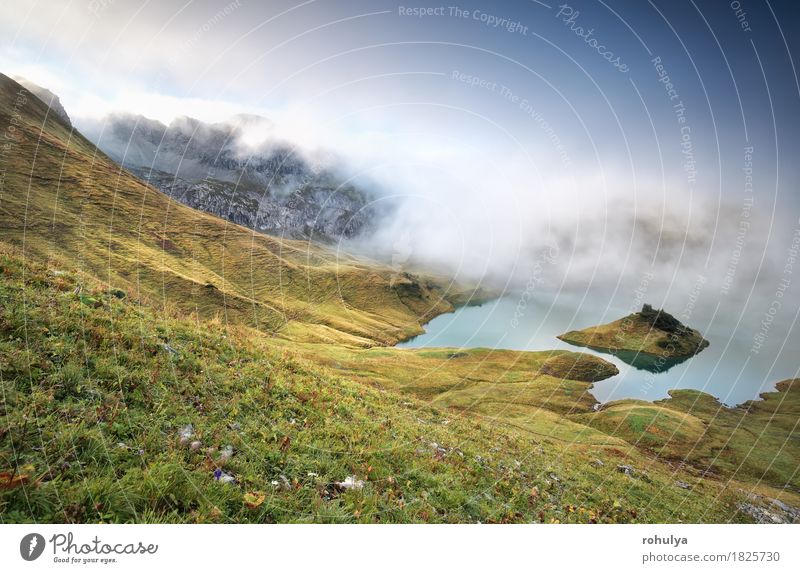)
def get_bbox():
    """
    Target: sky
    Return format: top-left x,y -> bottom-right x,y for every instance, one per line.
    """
2,0 -> 800,361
